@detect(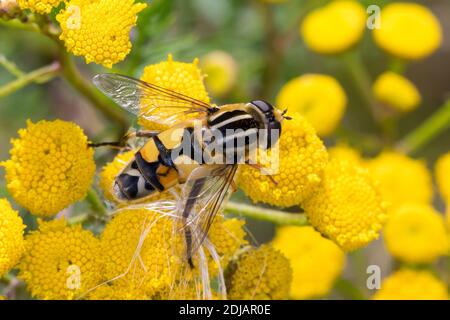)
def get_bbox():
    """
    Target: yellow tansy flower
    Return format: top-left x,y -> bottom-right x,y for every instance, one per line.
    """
0,198 -> 25,276
57,0 -> 147,68
373,72 -> 421,112
227,245 -> 292,300
304,158 -> 387,251
373,269 -> 449,300
435,151 -> 450,203
276,74 -> 347,136
201,50 -> 237,98
17,0 -> 62,14
384,203 -> 449,264
366,151 -> 433,209
1,119 -> 95,217
300,0 -> 366,55
238,113 -> 328,207
272,226 -> 345,299
18,219 -> 102,300
373,3 -> 442,60
138,54 -> 210,130
328,143 -> 362,165
88,283 -> 148,300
